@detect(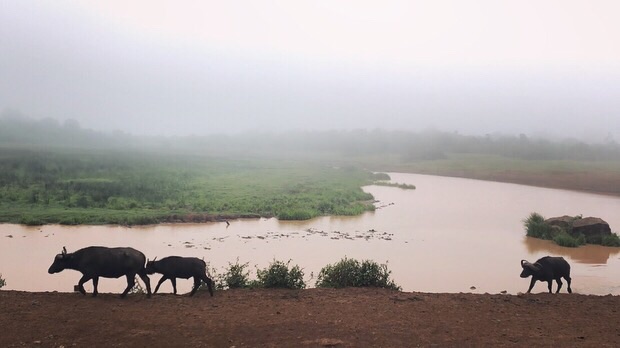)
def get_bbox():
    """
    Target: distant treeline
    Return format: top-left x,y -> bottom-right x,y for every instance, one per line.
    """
2,111 -> 619,161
